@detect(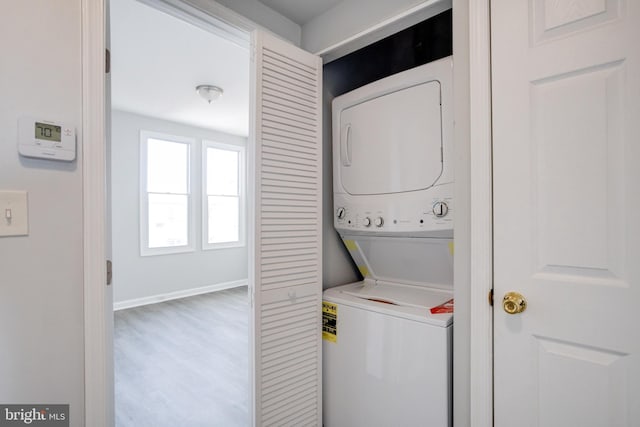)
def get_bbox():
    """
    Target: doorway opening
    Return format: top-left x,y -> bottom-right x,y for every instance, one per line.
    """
108,0 -> 250,424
